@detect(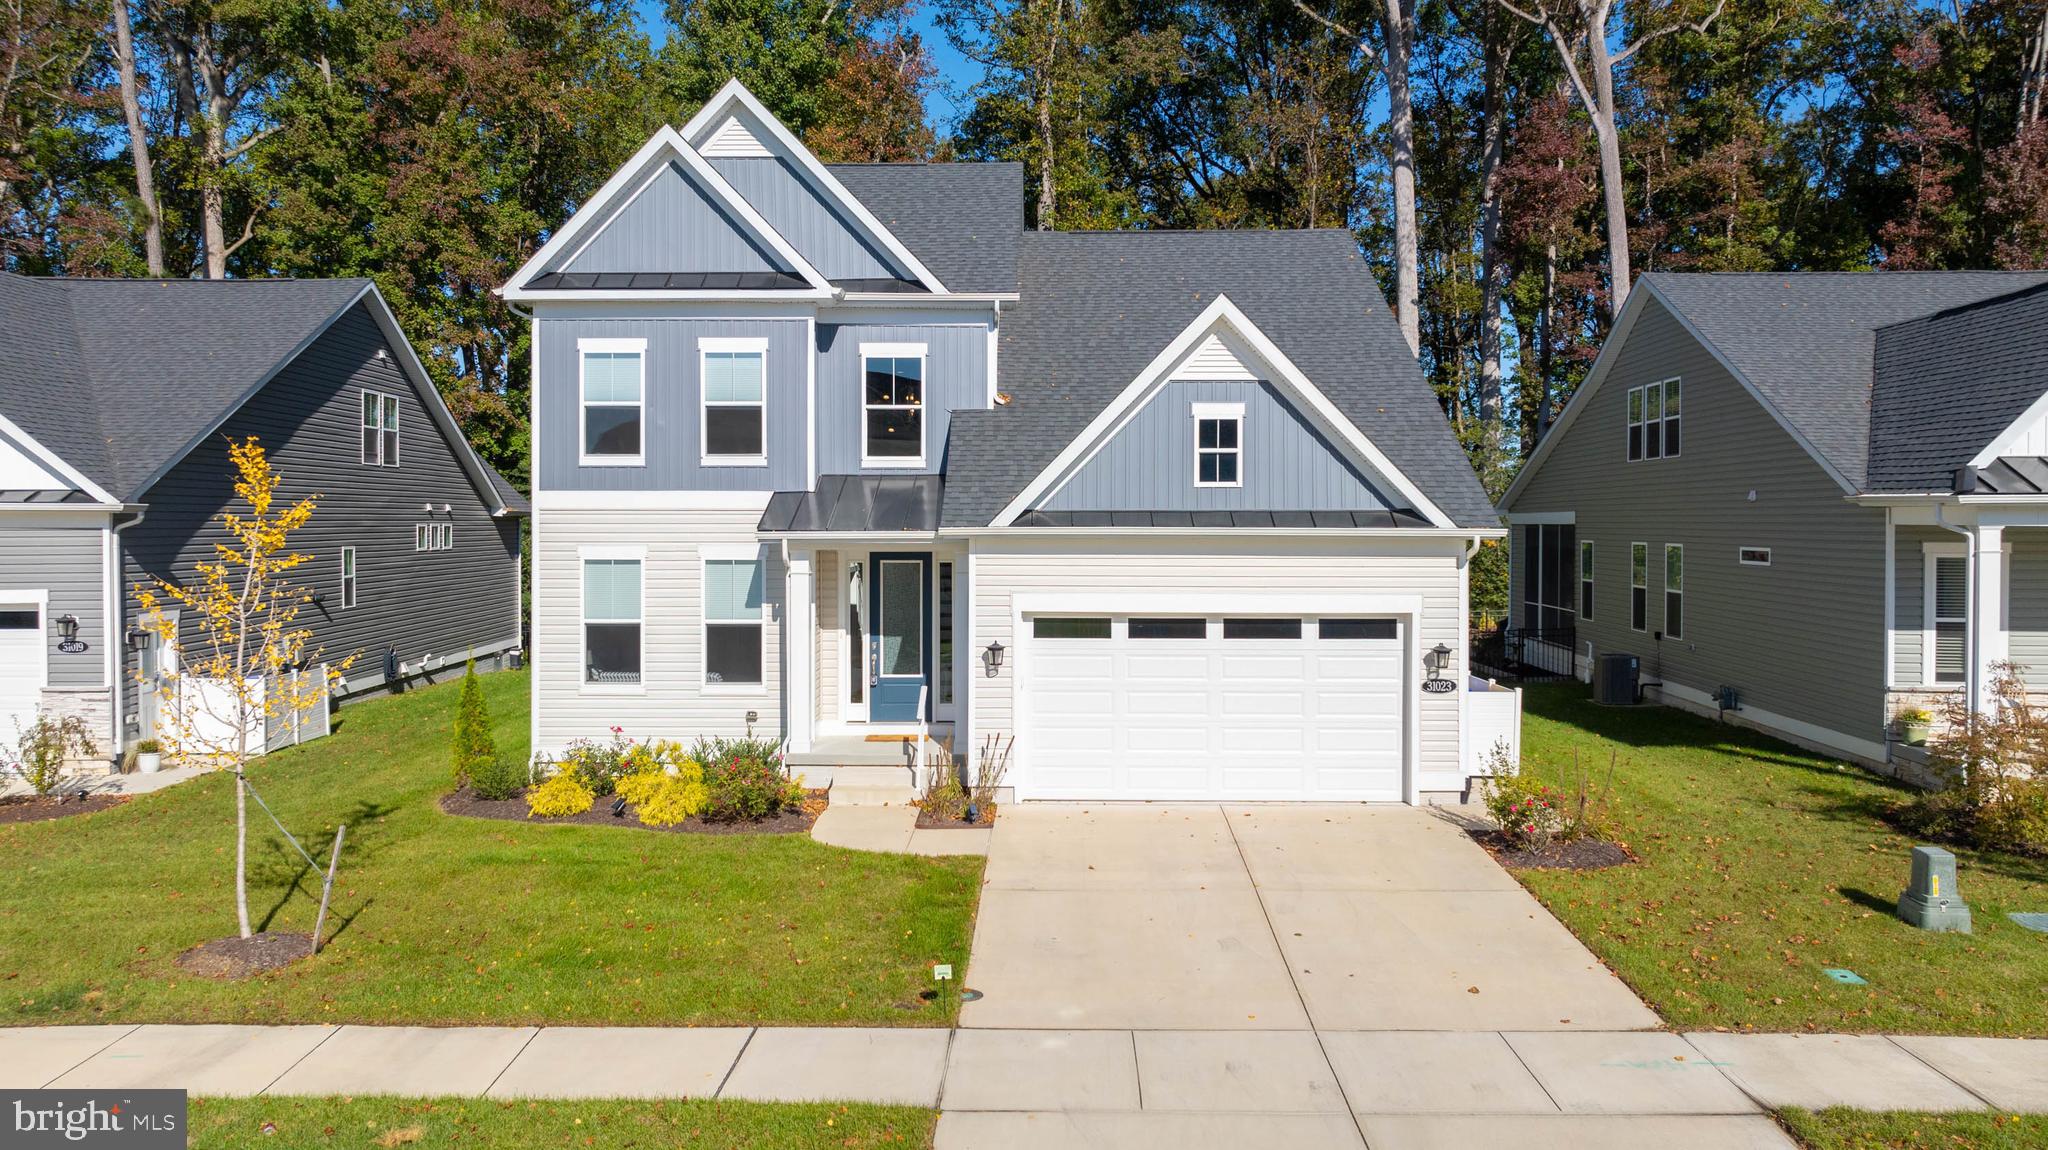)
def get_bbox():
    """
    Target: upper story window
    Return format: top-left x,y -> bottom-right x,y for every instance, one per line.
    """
861,342 -> 926,467
1193,402 -> 1244,487
579,338 -> 645,466
415,523 -> 452,551
361,390 -> 399,466
1627,378 -> 1681,461
701,337 -> 767,466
